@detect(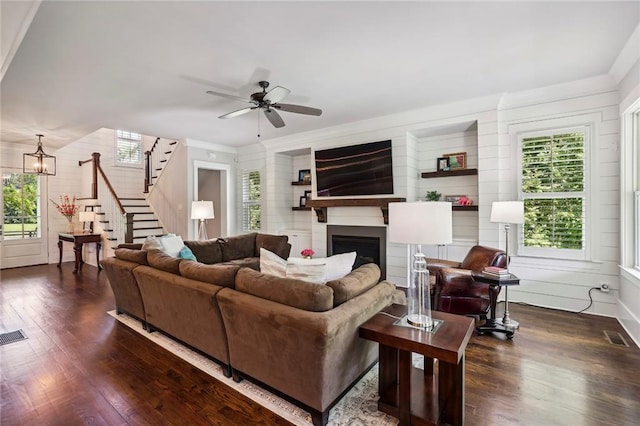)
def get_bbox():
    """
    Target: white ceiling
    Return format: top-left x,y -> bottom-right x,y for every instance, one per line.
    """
1,1 -> 639,149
